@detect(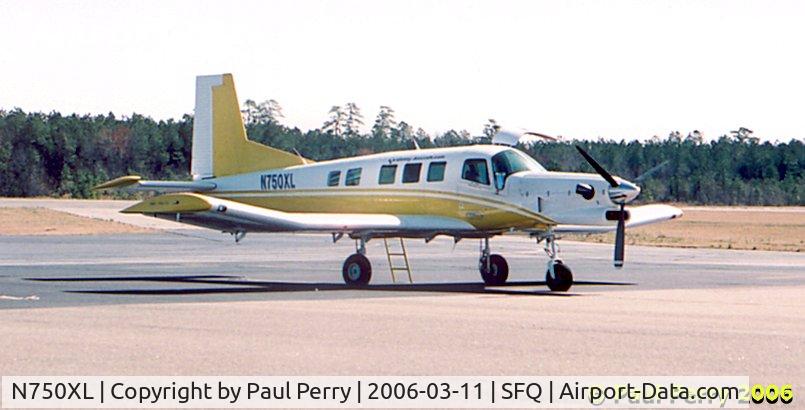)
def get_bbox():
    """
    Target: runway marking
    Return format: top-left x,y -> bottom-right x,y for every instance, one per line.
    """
0,294 -> 39,301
